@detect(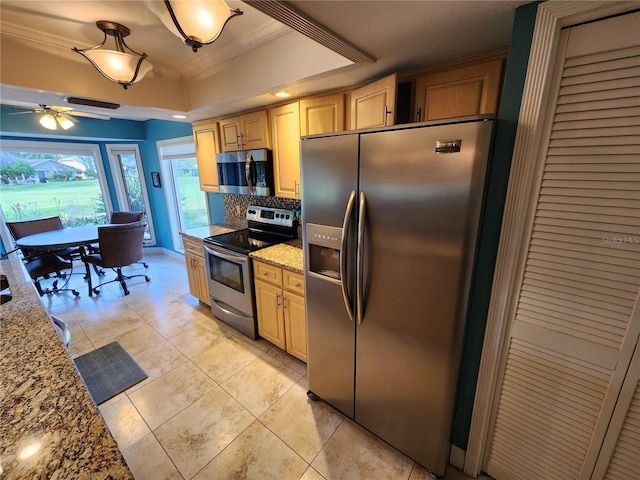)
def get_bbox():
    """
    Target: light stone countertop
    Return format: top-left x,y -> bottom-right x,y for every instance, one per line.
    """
250,242 -> 304,274
180,223 -> 244,241
0,255 -> 133,479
